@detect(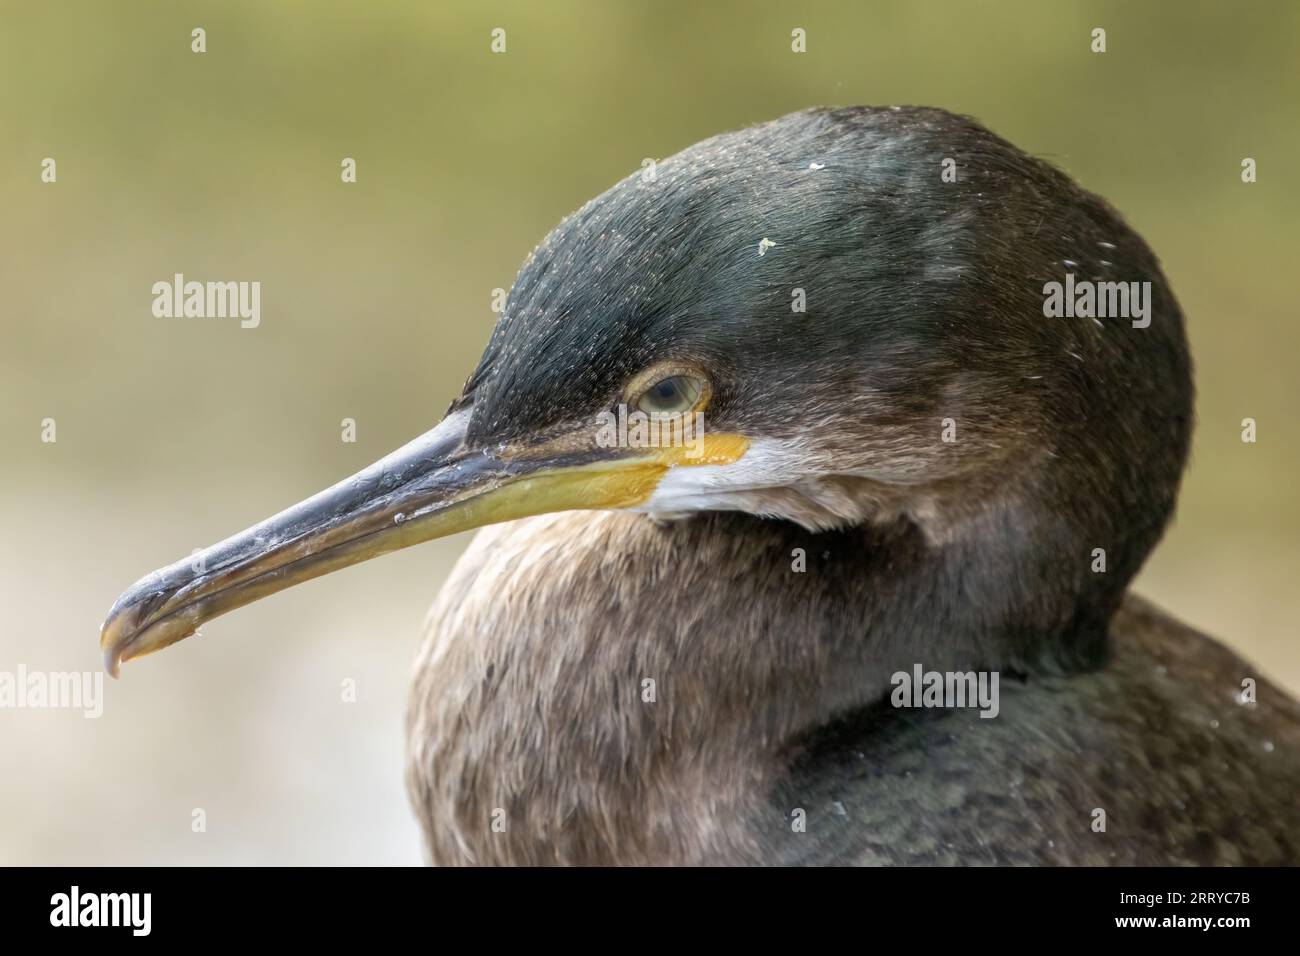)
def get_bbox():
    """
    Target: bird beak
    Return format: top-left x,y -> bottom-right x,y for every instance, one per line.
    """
100,408 -> 748,676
